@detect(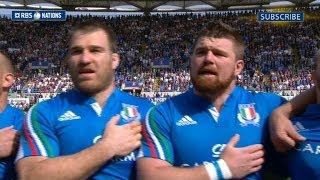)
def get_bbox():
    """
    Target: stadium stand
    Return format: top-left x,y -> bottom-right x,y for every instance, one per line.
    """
0,4 -> 319,108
